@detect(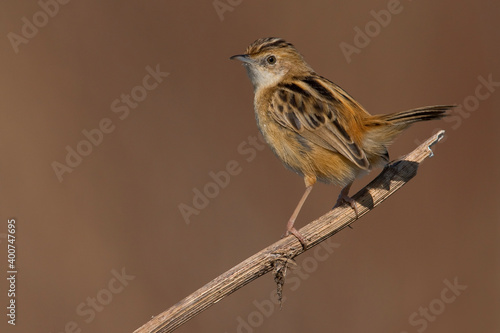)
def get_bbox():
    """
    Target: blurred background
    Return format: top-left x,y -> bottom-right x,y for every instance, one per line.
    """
1,1 -> 499,332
